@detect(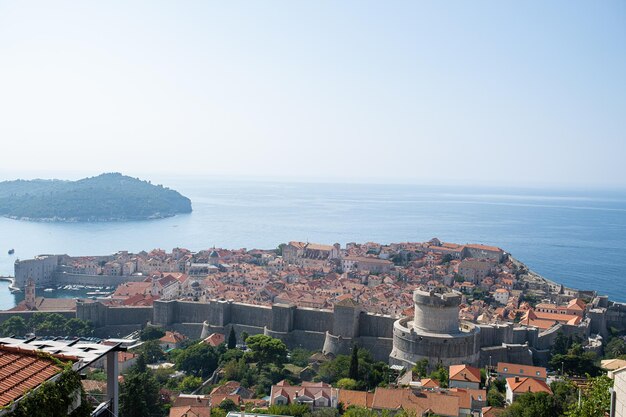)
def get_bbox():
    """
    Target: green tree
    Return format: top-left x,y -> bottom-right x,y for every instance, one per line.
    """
487,387 -> 505,407
337,378 -> 358,390
228,327 -> 237,349
318,348 -> 389,389
0,316 -> 27,336
212,408 -> 227,417
135,340 -> 165,363
605,337 -> 626,359
342,407 -> 379,417
566,375 -> 613,417
265,403 -> 311,417
303,409 -> 338,417
139,326 -> 165,341
551,379 -> 578,416
502,392 -> 556,417
550,344 -> 600,377
177,375 -> 203,393
174,343 -> 219,378
245,335 -> 288,368
289,348 -> 312,367
119,358 -> 162,417
552,331 -> 569,356
349,346 -> 359,380
64,318 -> 93,337
29,313 -> 67,336
428,364 -> 449,388
242,331 -> 249,344
219,399 -> 239,412
411,359 -> 429,379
